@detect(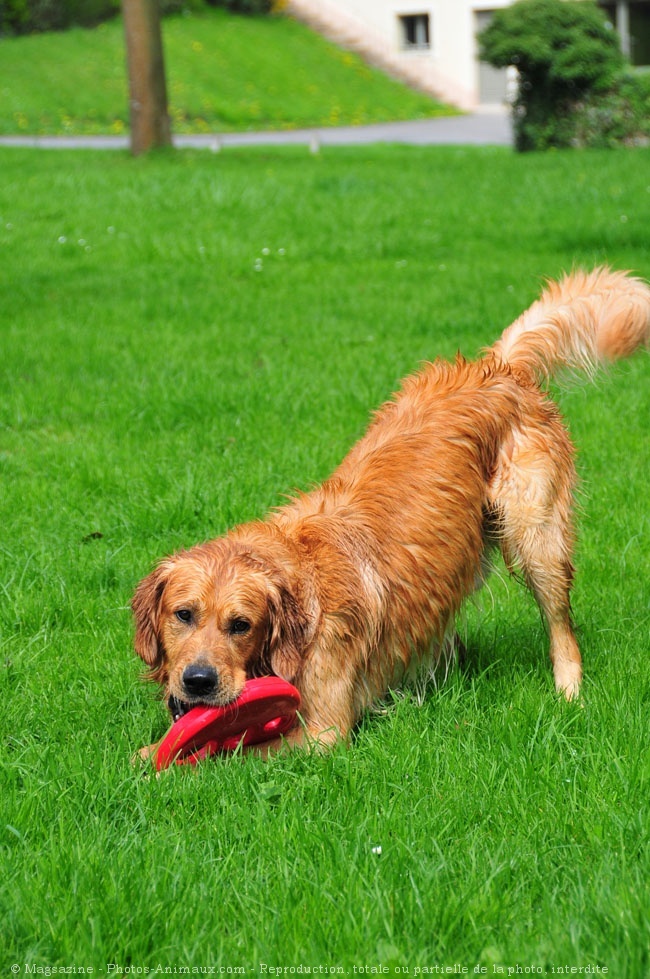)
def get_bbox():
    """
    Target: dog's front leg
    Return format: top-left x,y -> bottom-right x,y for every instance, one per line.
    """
244,719 -> 345,758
